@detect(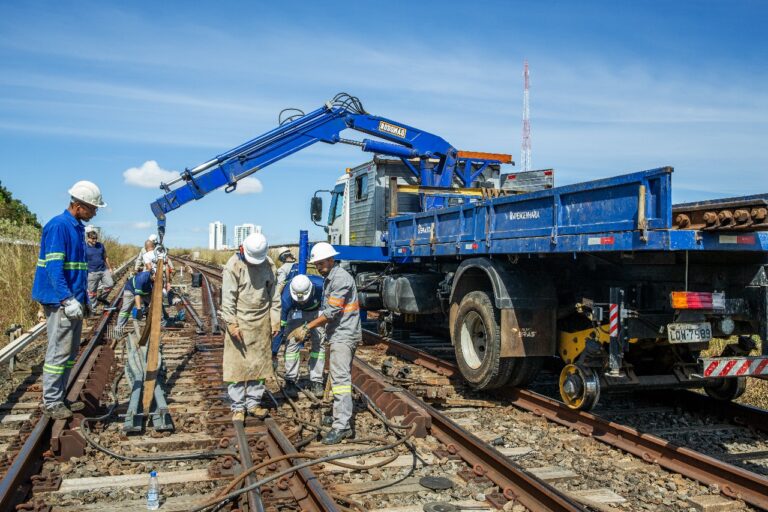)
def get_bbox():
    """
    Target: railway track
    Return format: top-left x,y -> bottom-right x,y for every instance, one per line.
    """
361,329 -> 768,510
4,254 -> 767,511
